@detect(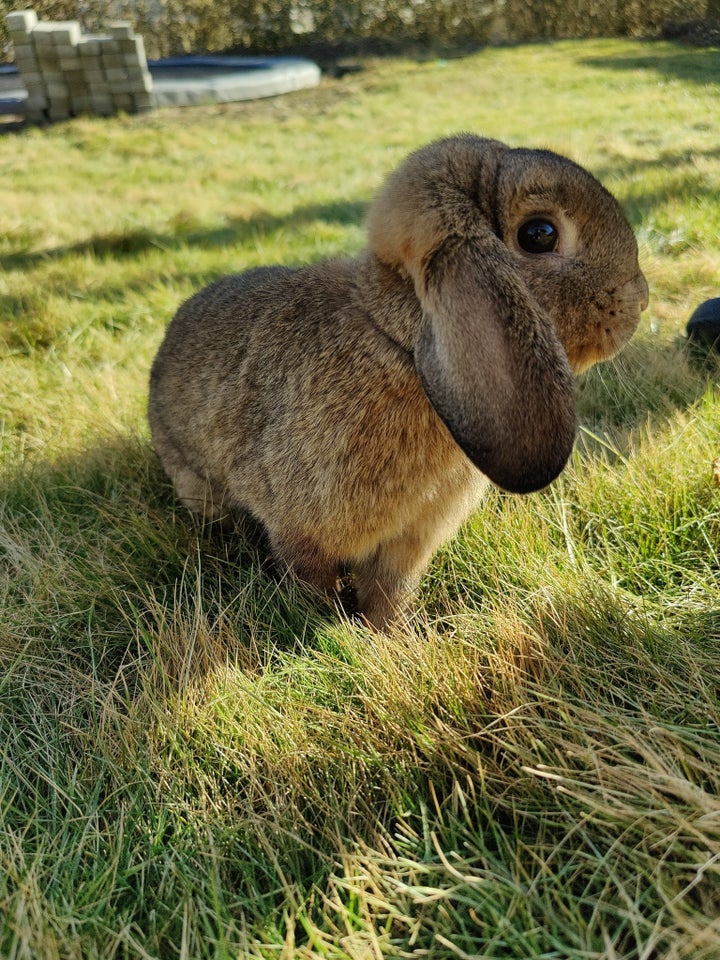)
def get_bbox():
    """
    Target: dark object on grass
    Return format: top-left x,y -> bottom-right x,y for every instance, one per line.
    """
686,298 -> 720,351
